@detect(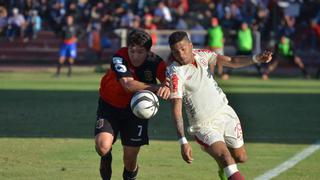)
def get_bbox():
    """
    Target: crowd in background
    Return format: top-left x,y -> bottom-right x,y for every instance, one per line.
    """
0,0 -> 319,44
0,0 -> 320,77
